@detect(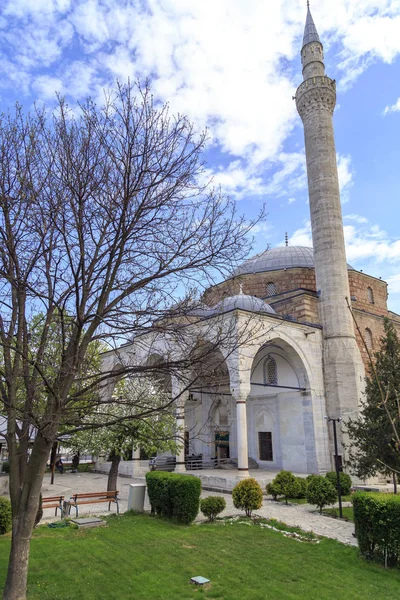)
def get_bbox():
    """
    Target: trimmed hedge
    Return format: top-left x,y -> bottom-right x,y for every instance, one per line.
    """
326,471 -> 352,496
232,478 -> 263,517
353,492 -> 400,568
0,497 -> 11,535
145,471 -> 201,524
200,496 -> 226,522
